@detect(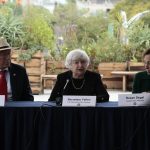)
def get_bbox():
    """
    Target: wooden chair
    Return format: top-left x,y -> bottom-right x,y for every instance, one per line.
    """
41,74 -> 57,94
